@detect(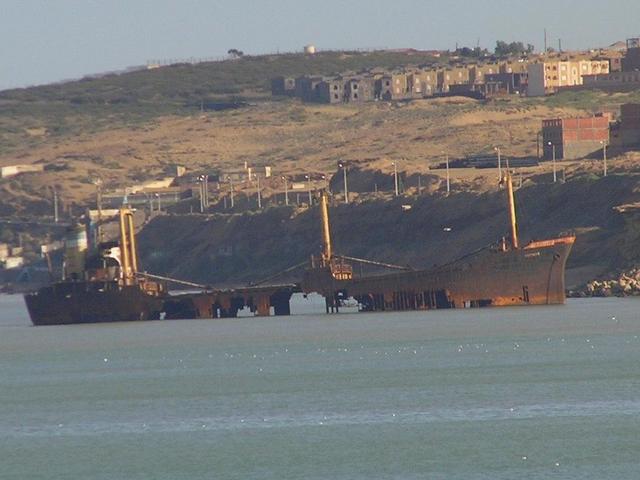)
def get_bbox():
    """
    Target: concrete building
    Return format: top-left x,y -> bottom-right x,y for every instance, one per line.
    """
317,78 -> 344,104
0,164 -> 44,179
528,59 -> 610,96
595,51 -> 624,72
499,60 -> 530,74
437,66 -> 471,93
582,71 -> 640,91
407,70 -> 437,97
484,73 -> 528,95
576,40 -> 640,92
294,76 -> 324,102
616,103 -> 640,148
345,77 -> 374,103
622,38 -> 640,72
271,76 -> 296,96
469,63 -> 500,84
542,114 -> 610,160
377,73 -> 408,100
